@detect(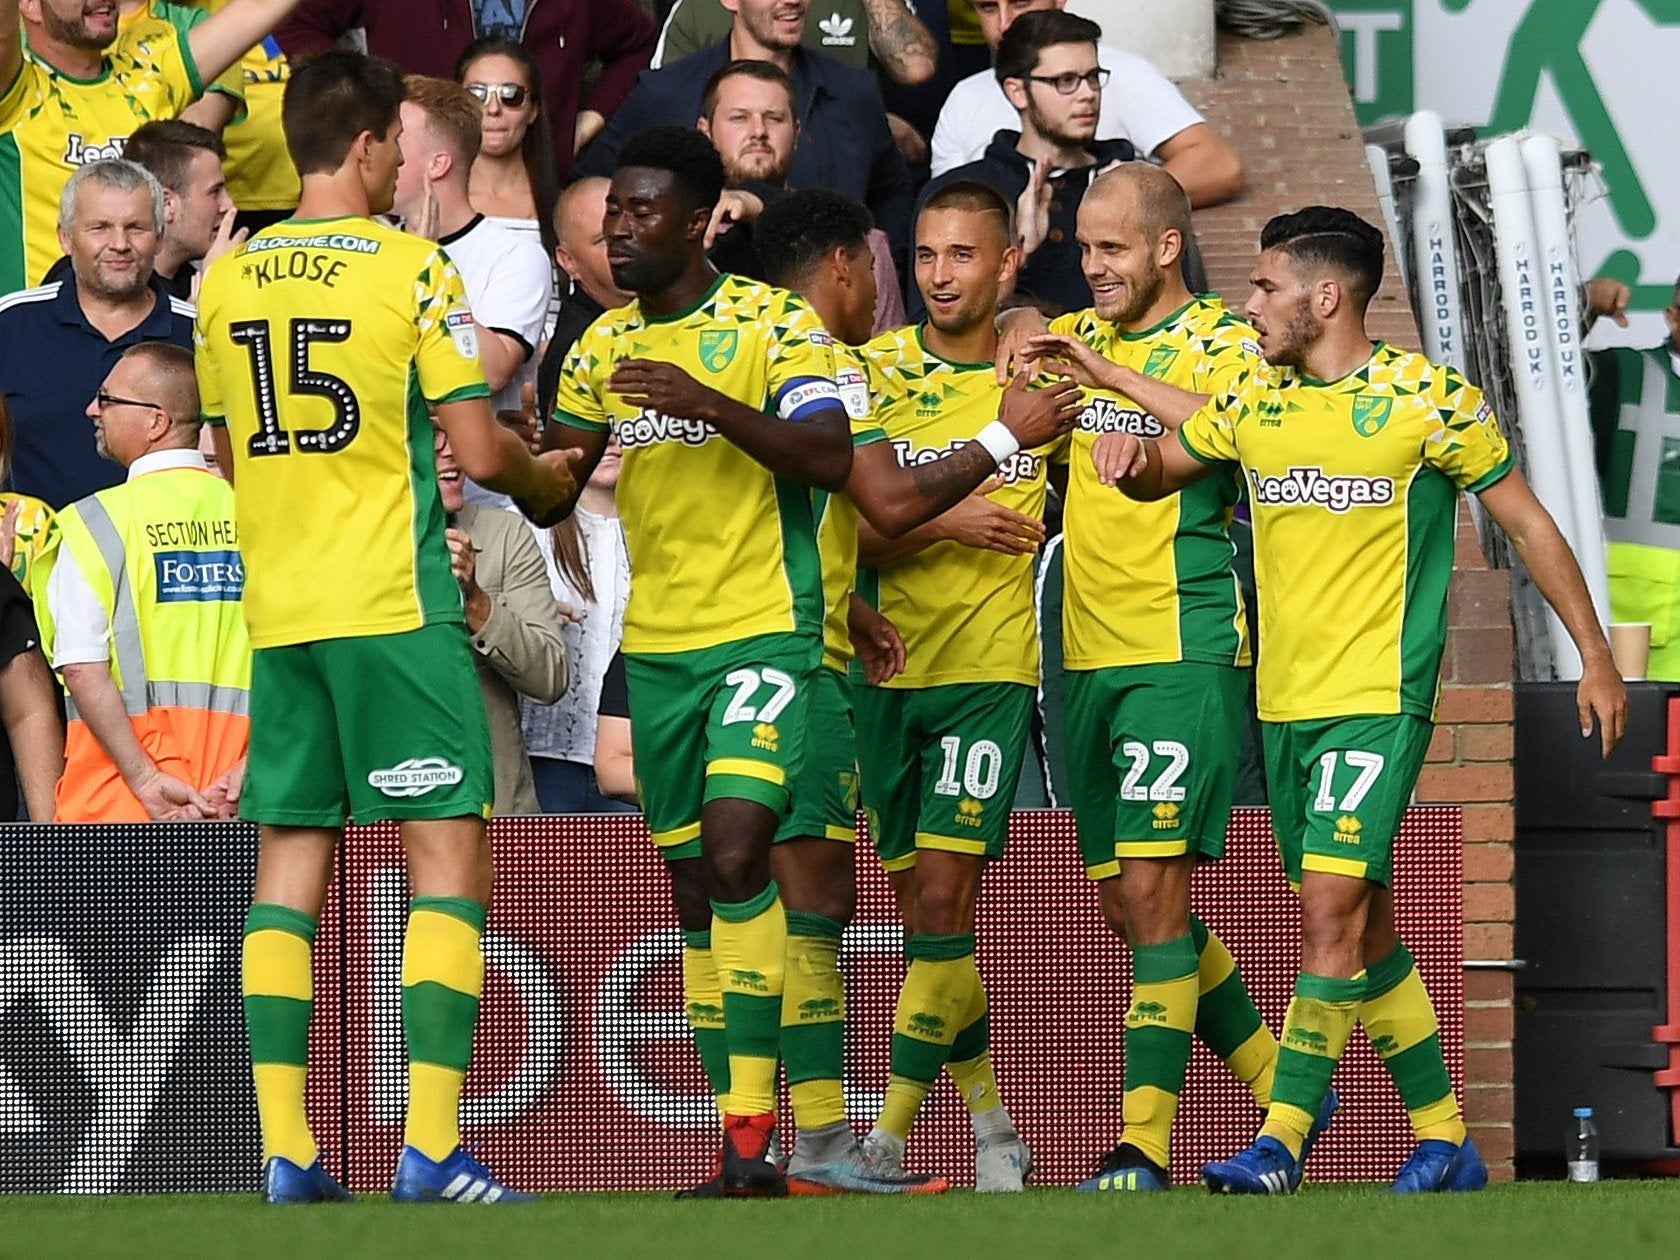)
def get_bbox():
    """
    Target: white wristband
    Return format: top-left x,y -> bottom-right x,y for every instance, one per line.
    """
974,420 -> 1020,467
